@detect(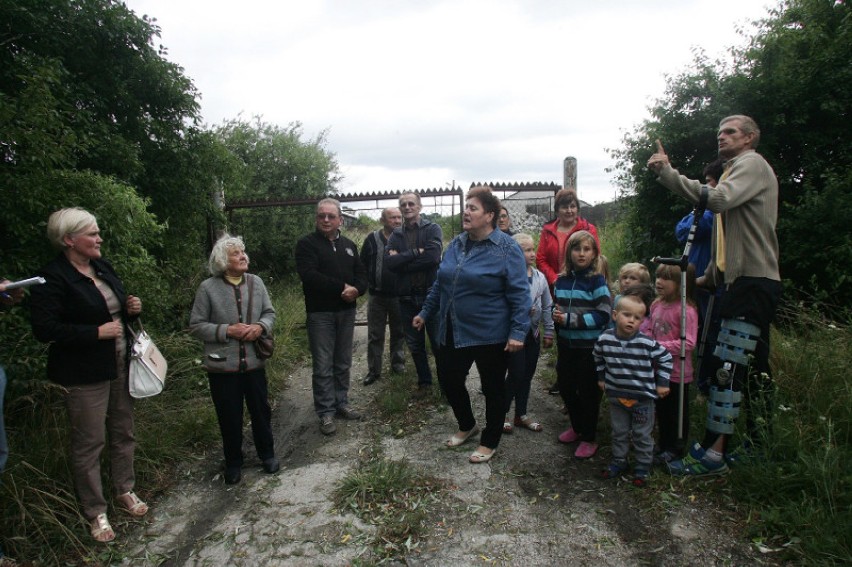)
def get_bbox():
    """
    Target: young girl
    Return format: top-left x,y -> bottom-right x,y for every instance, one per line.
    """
552,231 -> 612,458
503,234 -> 555,433
640,264 -> 698,463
